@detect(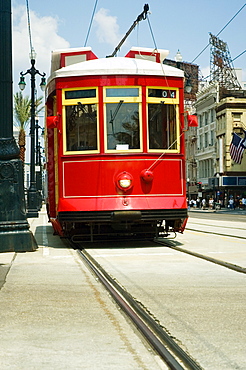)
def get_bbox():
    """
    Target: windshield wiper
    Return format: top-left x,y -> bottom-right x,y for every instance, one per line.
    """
109,100 -> 124,134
